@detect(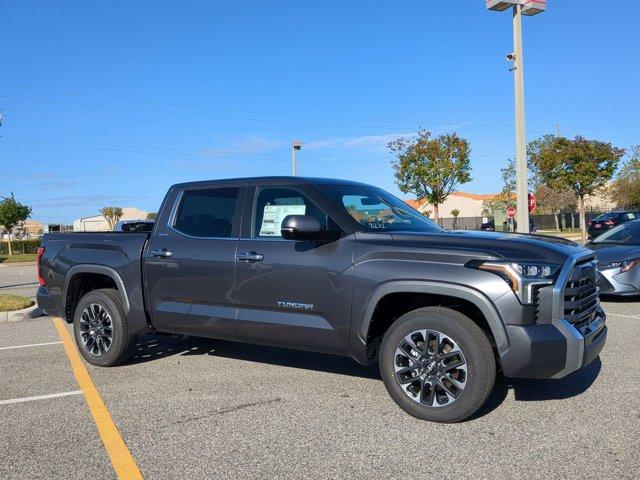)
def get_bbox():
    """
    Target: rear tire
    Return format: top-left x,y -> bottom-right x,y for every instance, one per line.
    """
379,307 -> 495,423
73,288 -> 136,367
